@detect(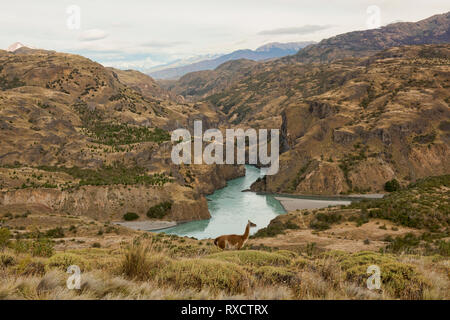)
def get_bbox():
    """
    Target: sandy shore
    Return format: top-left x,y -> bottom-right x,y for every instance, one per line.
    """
113,220 -> 177,231
274,197 -> 351,212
